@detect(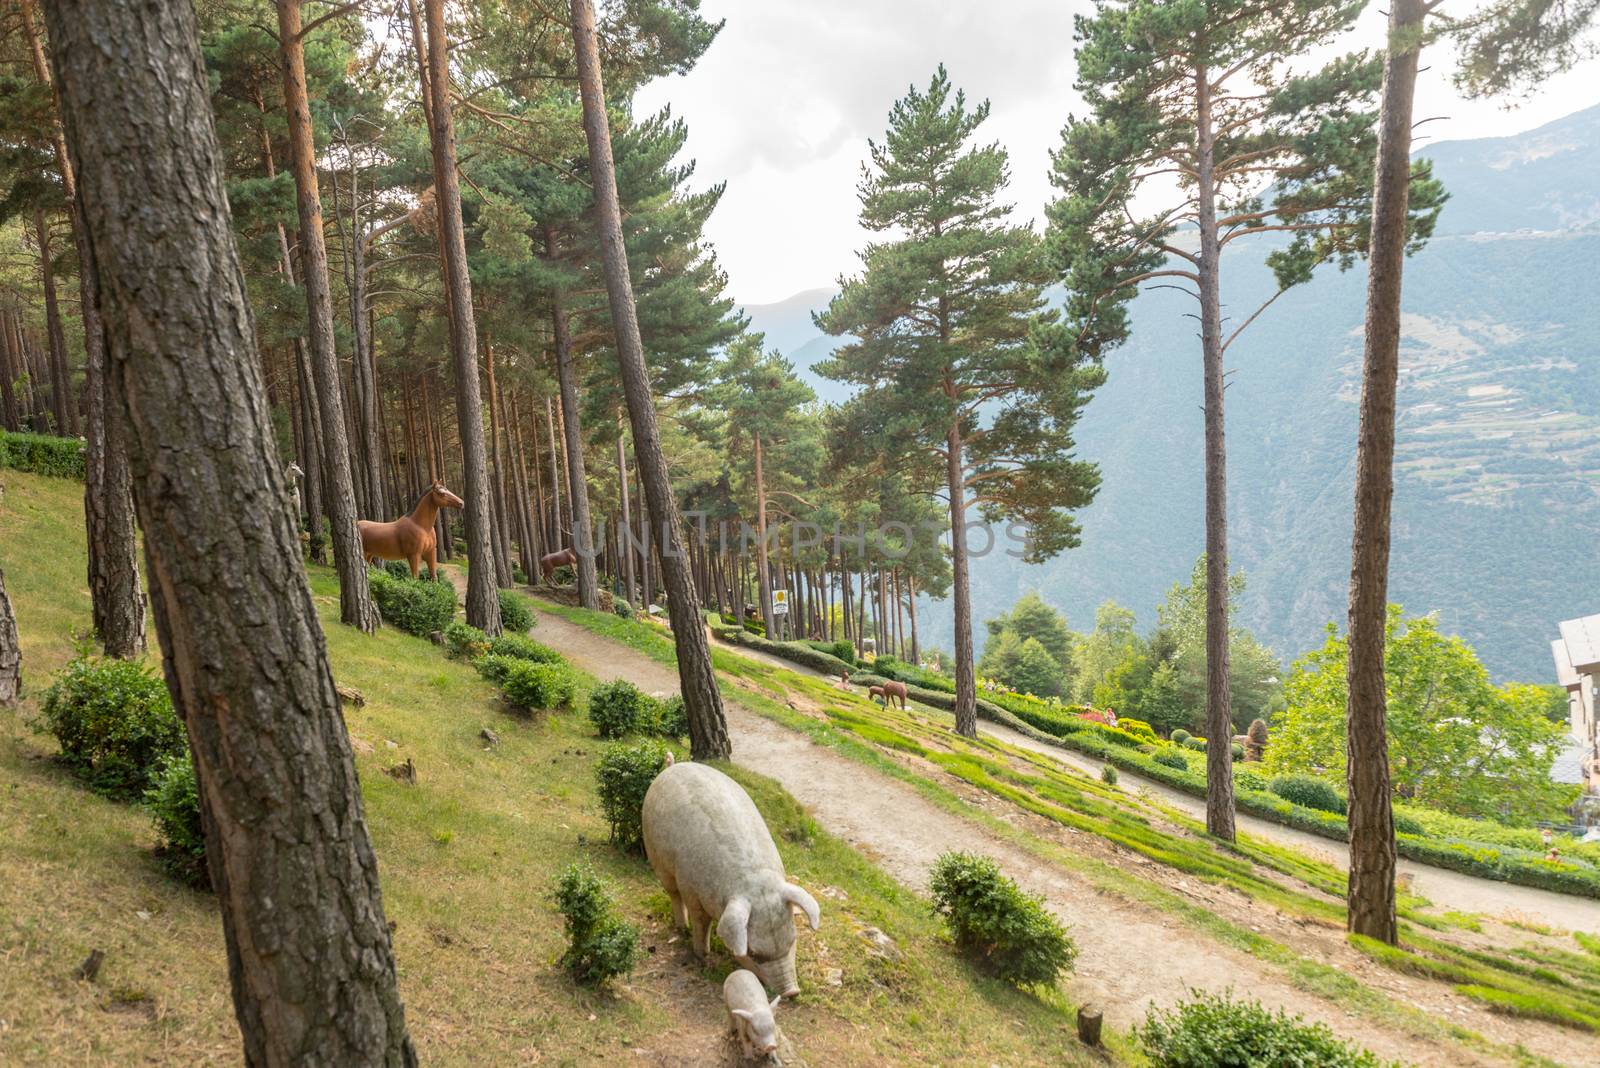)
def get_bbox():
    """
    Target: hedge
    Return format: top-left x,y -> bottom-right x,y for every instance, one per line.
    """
708,623 -> 853,675
0,430 -> 86,479
702,612 -> 1600,900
